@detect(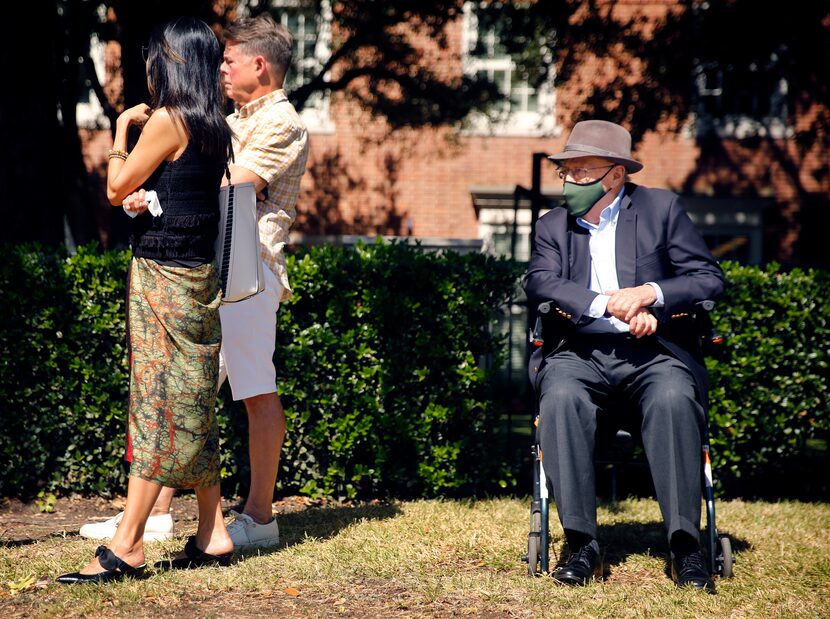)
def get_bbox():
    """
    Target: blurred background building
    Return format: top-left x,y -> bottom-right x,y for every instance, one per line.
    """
51,0 -> 826,271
